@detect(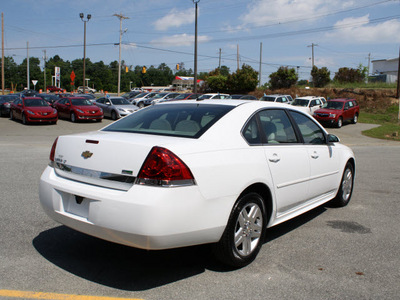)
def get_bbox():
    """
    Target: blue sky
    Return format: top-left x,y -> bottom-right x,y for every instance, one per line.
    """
3,0 -> 400,83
